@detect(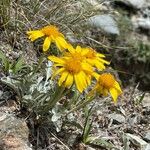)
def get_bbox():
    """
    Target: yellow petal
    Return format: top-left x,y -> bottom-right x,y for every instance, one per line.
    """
95,61 -> 105,70
98,58 -> 110,65
82,62 -> 93,73
76,46 -> 82,53
74,72 -> 87,92
59,32 -> 65,38
54,64 -> 64,67
92,72 -> 99,80
81,48 -> 89,55
67,44 -> 75,53
27,30 -> 44,41
64,73 -> 73,87
52,68 -> 65,77
43,37 -> 51,52
58,71 -> 68,86
80,71 -> 88,88
74,74 -> 83,92
48,56 -> 65,64
56,37 -> 68,49
109,88 -> 119,103
86,75 -> 91,86
55,40 -> 62,50
114,81 -> 122,93
97,53 -> 105,58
